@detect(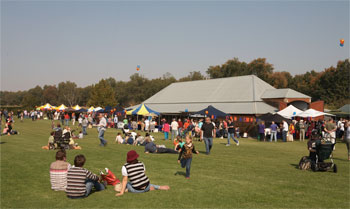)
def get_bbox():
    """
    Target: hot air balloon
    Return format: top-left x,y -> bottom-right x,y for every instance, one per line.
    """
136,65 -> 140,71
340,39 -> 345,47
